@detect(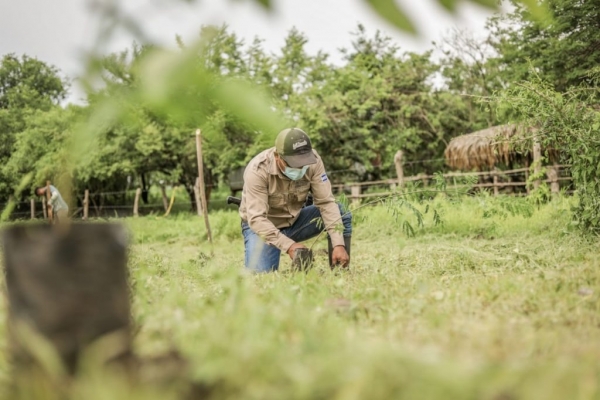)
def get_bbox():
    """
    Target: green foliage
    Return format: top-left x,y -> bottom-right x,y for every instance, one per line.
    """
0,54 -> 68,199
488,0 -> 600,92
365,0 -> 416,34
4,107 -> 78,187
297,26 -> 473,177
360,0 -> 547,35
435,29 -> 504,128
0,173 -> 32,222
0,54 -> 66,109
0,0 -> 558,210
479,192 -> 535,219
77,29 -> 284,198
496,71 -> 600,233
